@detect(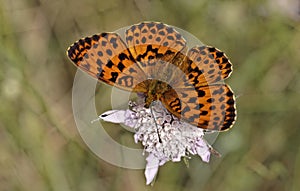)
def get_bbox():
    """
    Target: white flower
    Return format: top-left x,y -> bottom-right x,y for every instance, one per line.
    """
95,101 -> 218,185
